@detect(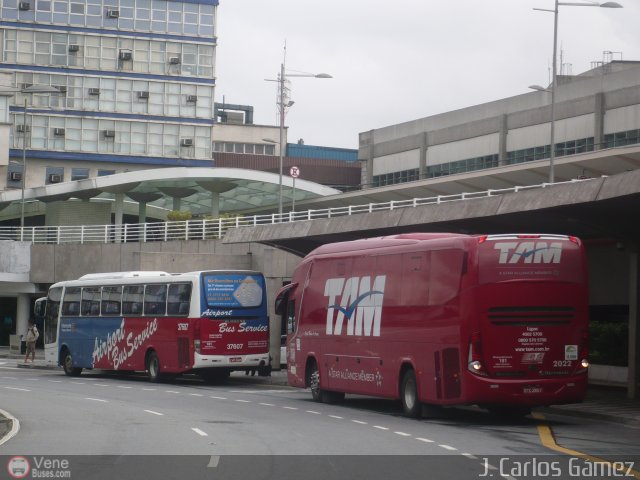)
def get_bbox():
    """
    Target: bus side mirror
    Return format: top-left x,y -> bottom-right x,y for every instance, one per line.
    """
33,297 -> 47,318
